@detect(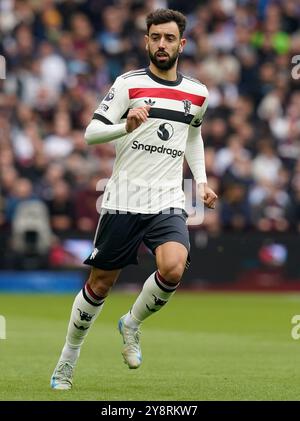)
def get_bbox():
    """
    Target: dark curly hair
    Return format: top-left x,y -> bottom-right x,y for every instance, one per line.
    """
146,9 -> 187,38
